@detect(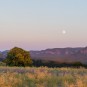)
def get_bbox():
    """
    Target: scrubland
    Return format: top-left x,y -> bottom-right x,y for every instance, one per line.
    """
0,67 -> 87,87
